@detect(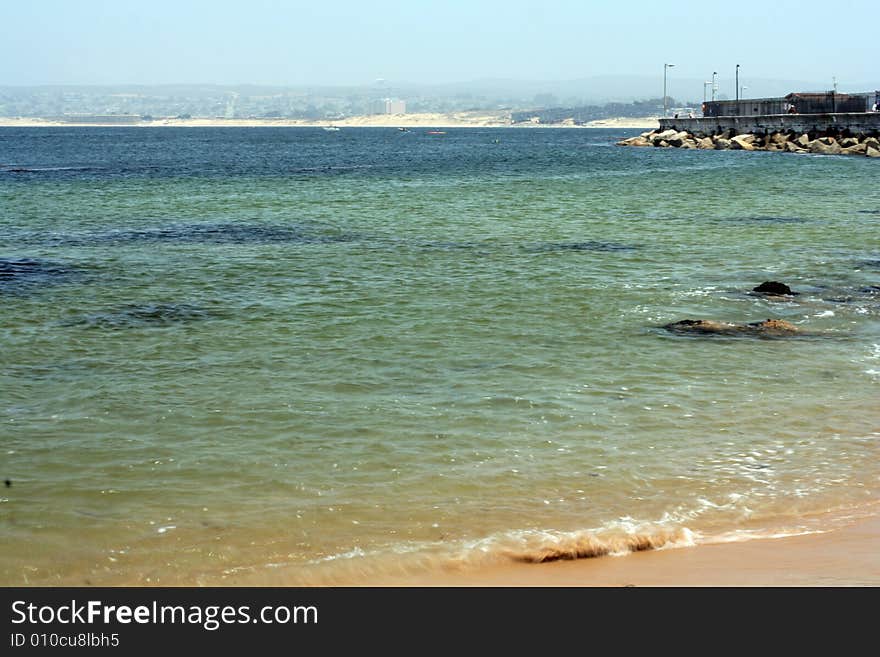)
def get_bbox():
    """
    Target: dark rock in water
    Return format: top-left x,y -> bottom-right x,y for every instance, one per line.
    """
65,303 -> 213,329
664,319 -> 741,335
752,281 -> 798,296
859,259 -> 880,269
664,318 -> 801,337
744,319 -> 801,335
856,210 -> 880,215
